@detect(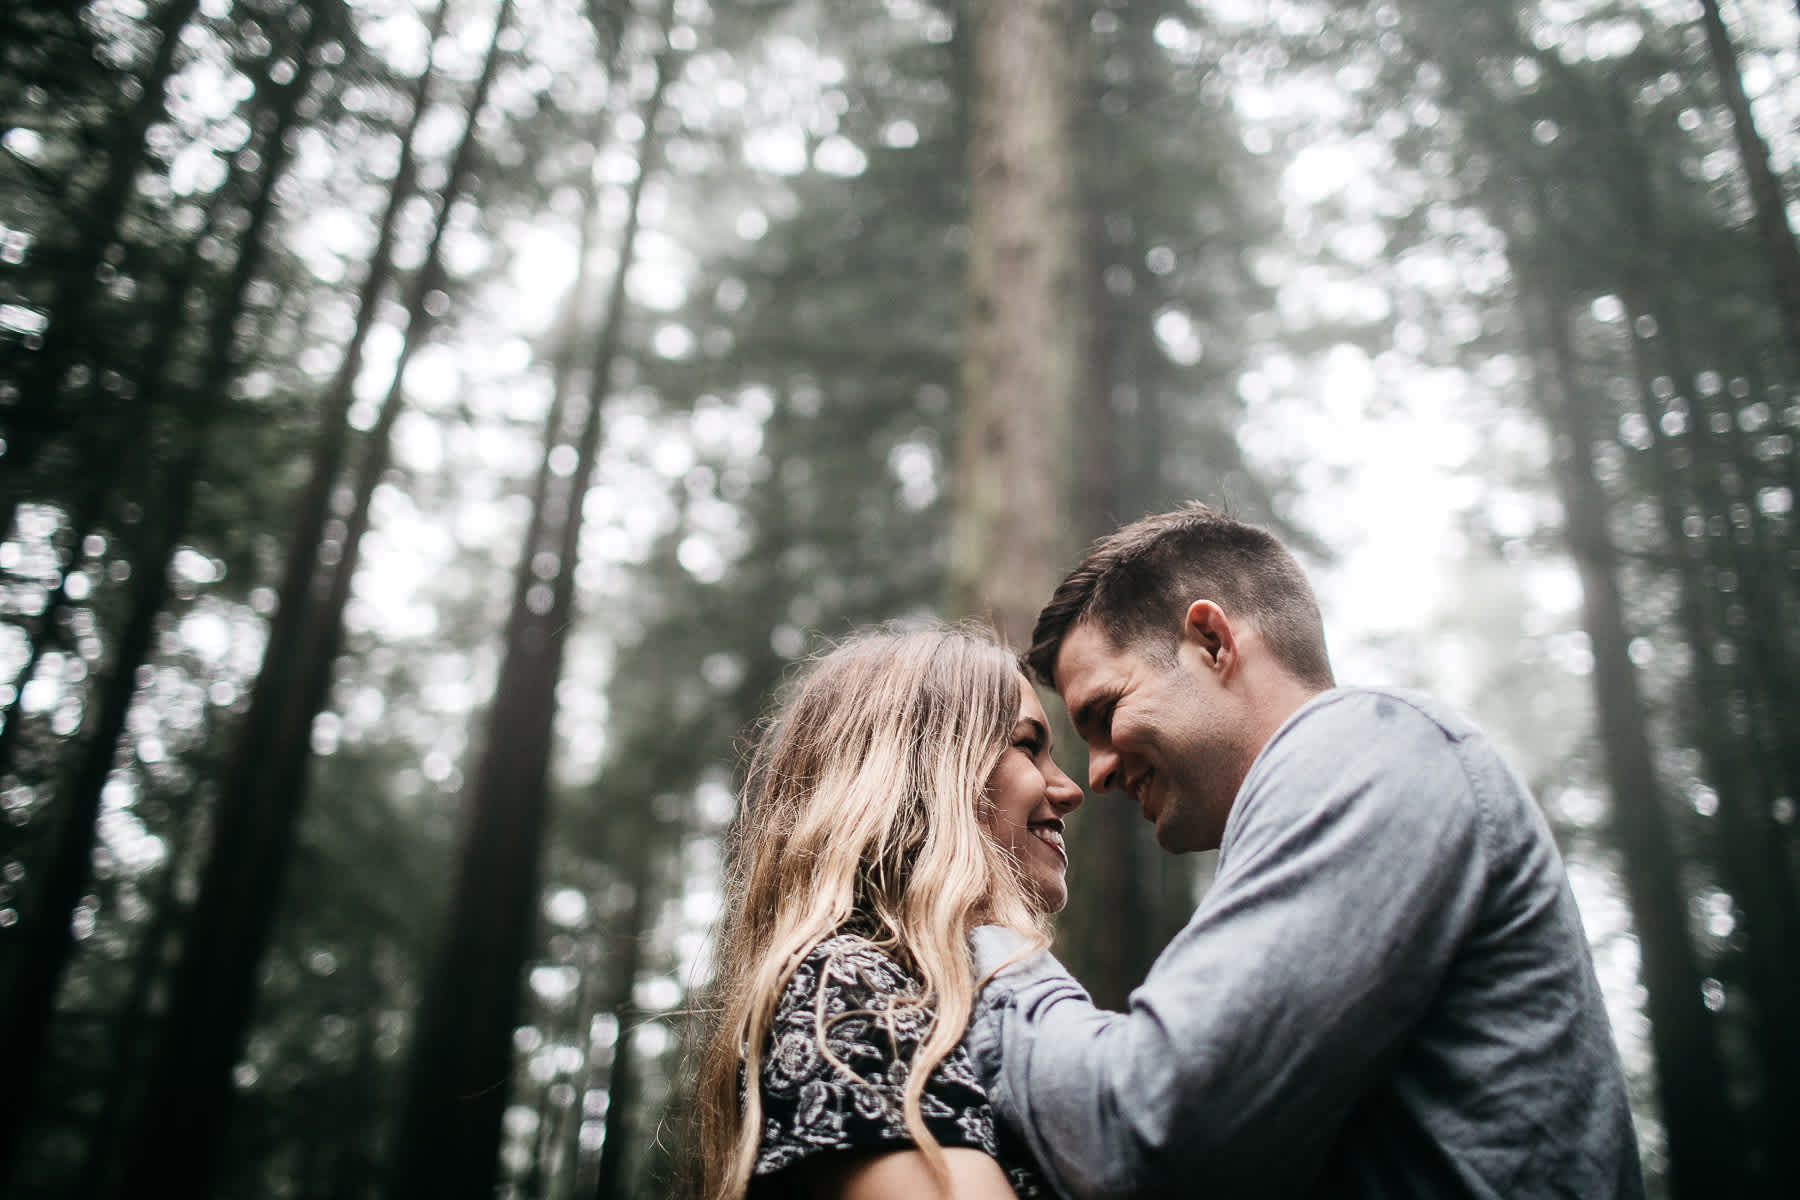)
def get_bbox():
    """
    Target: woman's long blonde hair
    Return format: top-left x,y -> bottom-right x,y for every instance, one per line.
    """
690,625 -> 1049,1200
